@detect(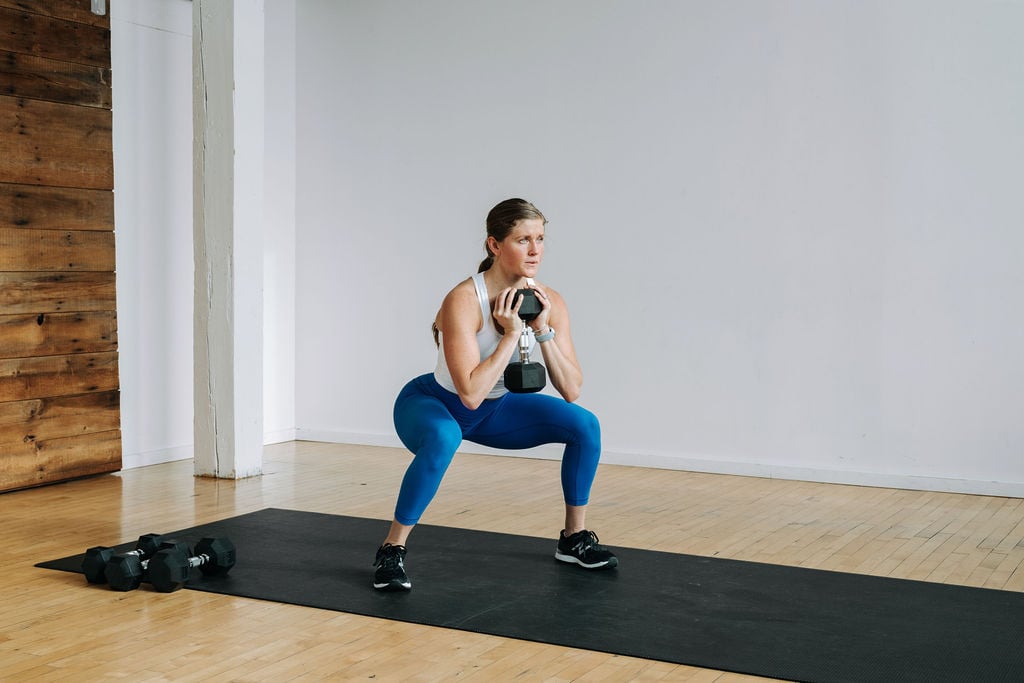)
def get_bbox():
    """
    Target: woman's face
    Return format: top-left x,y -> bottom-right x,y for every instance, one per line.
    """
492,218 -> 545,279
